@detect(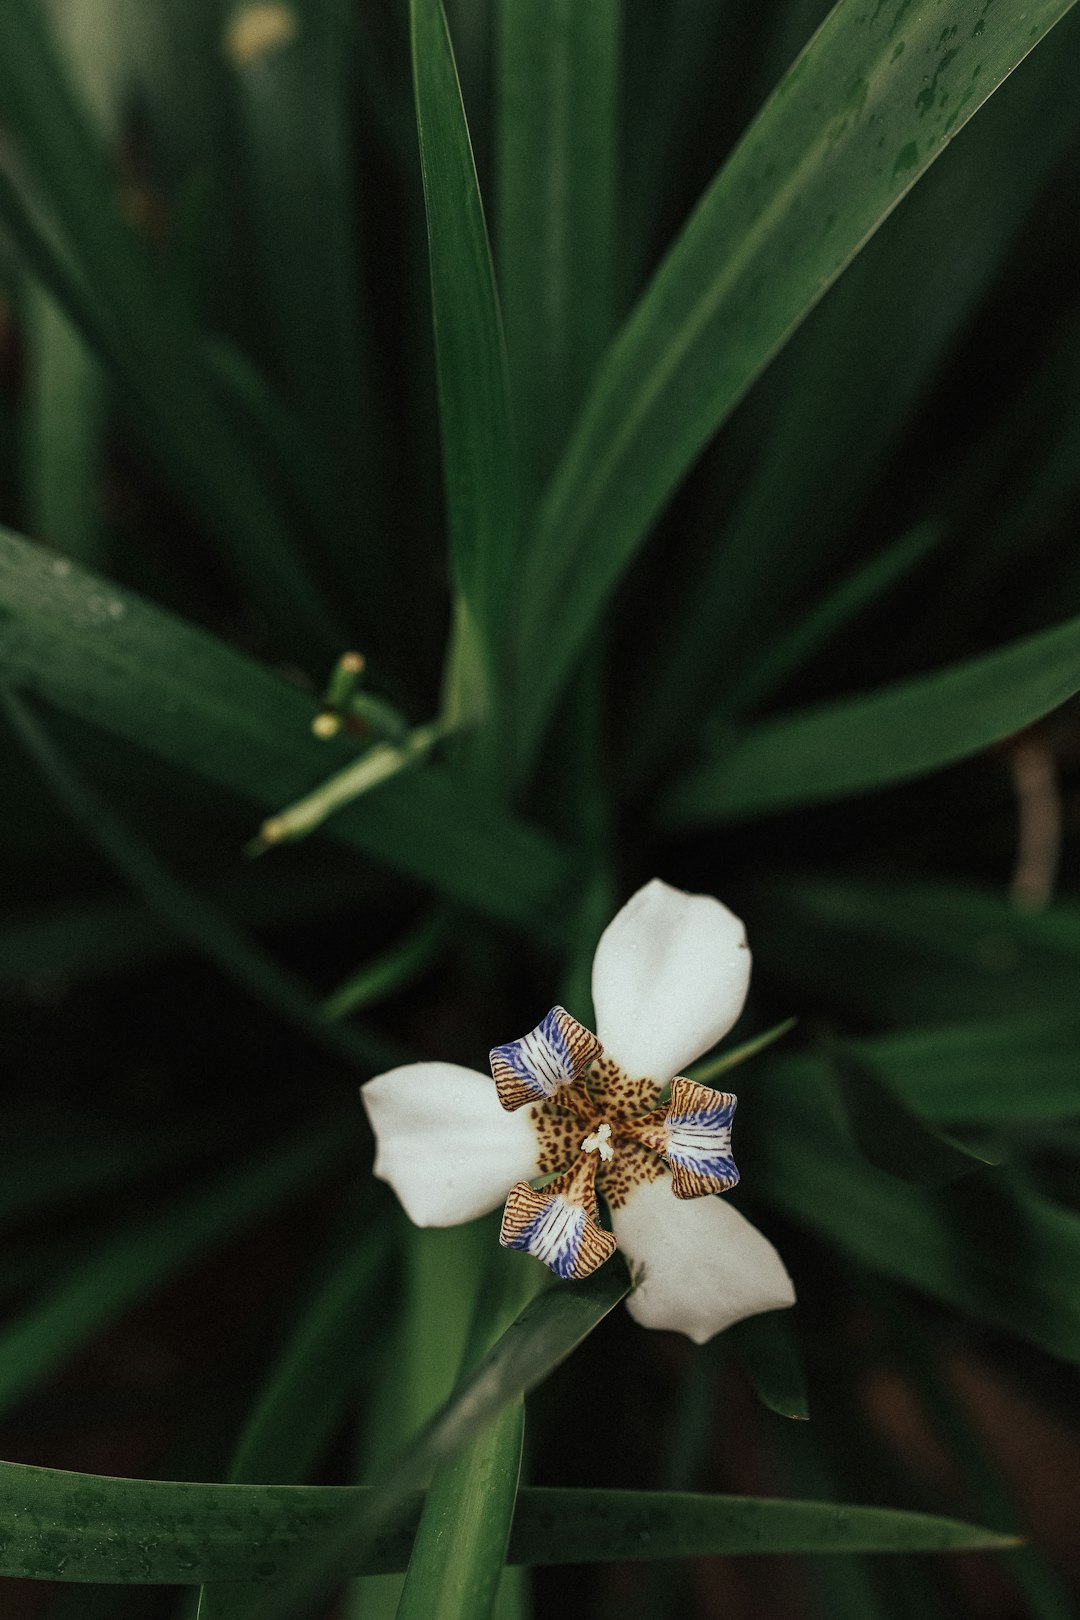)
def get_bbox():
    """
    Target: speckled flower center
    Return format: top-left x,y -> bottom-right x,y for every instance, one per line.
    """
529,1058 -> 669,1211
